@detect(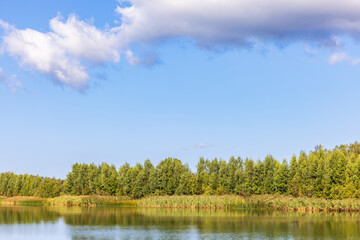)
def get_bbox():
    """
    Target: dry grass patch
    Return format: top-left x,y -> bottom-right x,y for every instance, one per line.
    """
1,196 -> 47,206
